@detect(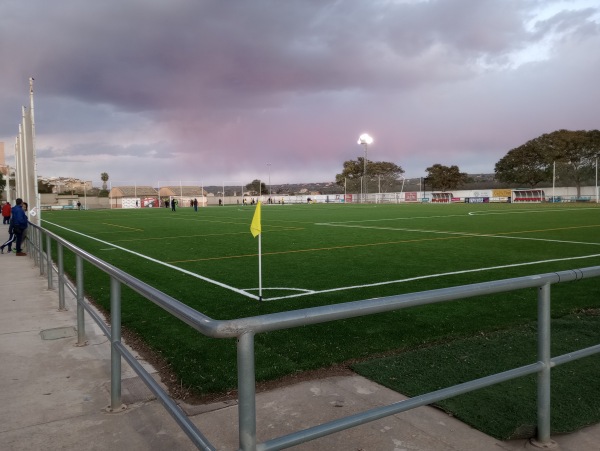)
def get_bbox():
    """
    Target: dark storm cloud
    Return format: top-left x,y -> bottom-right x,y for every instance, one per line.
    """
3,1 -> 538,111
1,0 -> 599,184
37,142 -> 173,159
